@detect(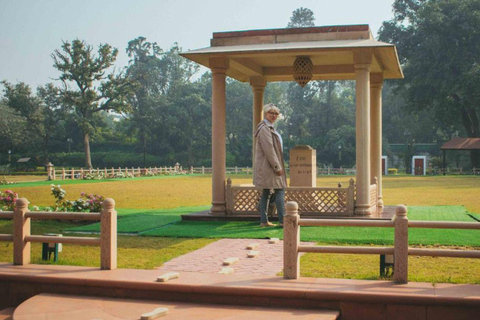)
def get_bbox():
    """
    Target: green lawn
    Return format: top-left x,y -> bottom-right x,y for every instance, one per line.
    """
1,174 -> 479,284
